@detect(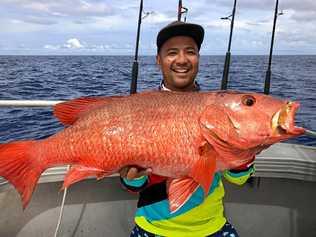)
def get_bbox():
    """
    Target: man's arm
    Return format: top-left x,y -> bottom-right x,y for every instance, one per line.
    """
120,167 -> 168,193
223,157 -> 255,185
